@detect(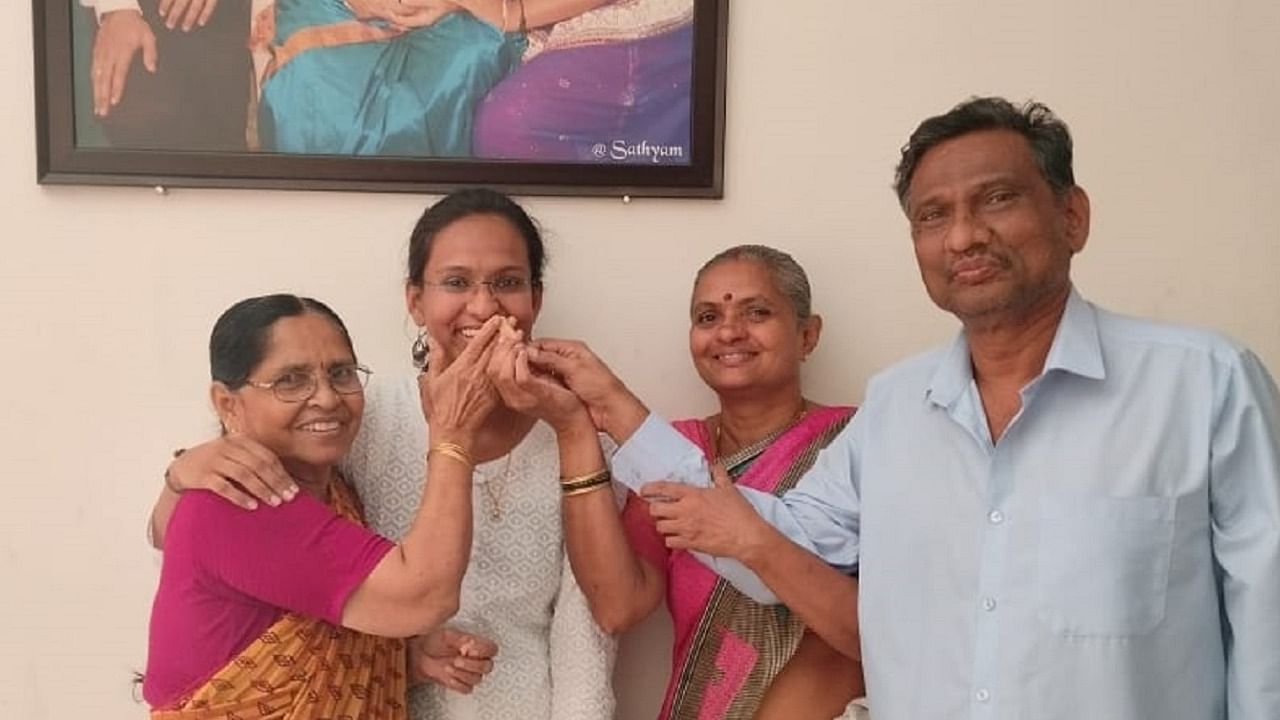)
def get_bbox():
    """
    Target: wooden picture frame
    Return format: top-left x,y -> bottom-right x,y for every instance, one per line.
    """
33,0 -> 727,198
